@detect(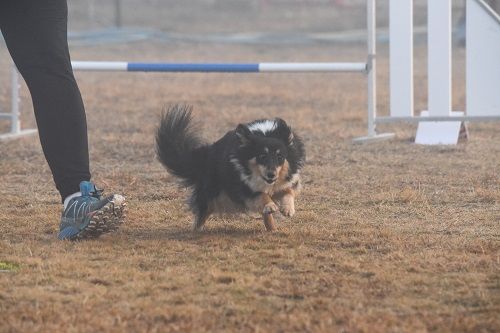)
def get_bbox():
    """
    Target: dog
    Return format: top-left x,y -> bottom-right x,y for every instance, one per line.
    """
156,104 -> 305,231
